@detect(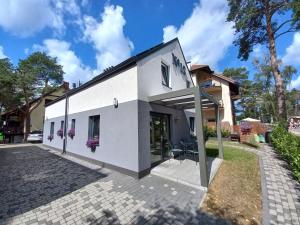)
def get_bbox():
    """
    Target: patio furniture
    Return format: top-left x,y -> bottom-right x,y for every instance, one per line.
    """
168,142 -> 184,162
180,140 -> 198,164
